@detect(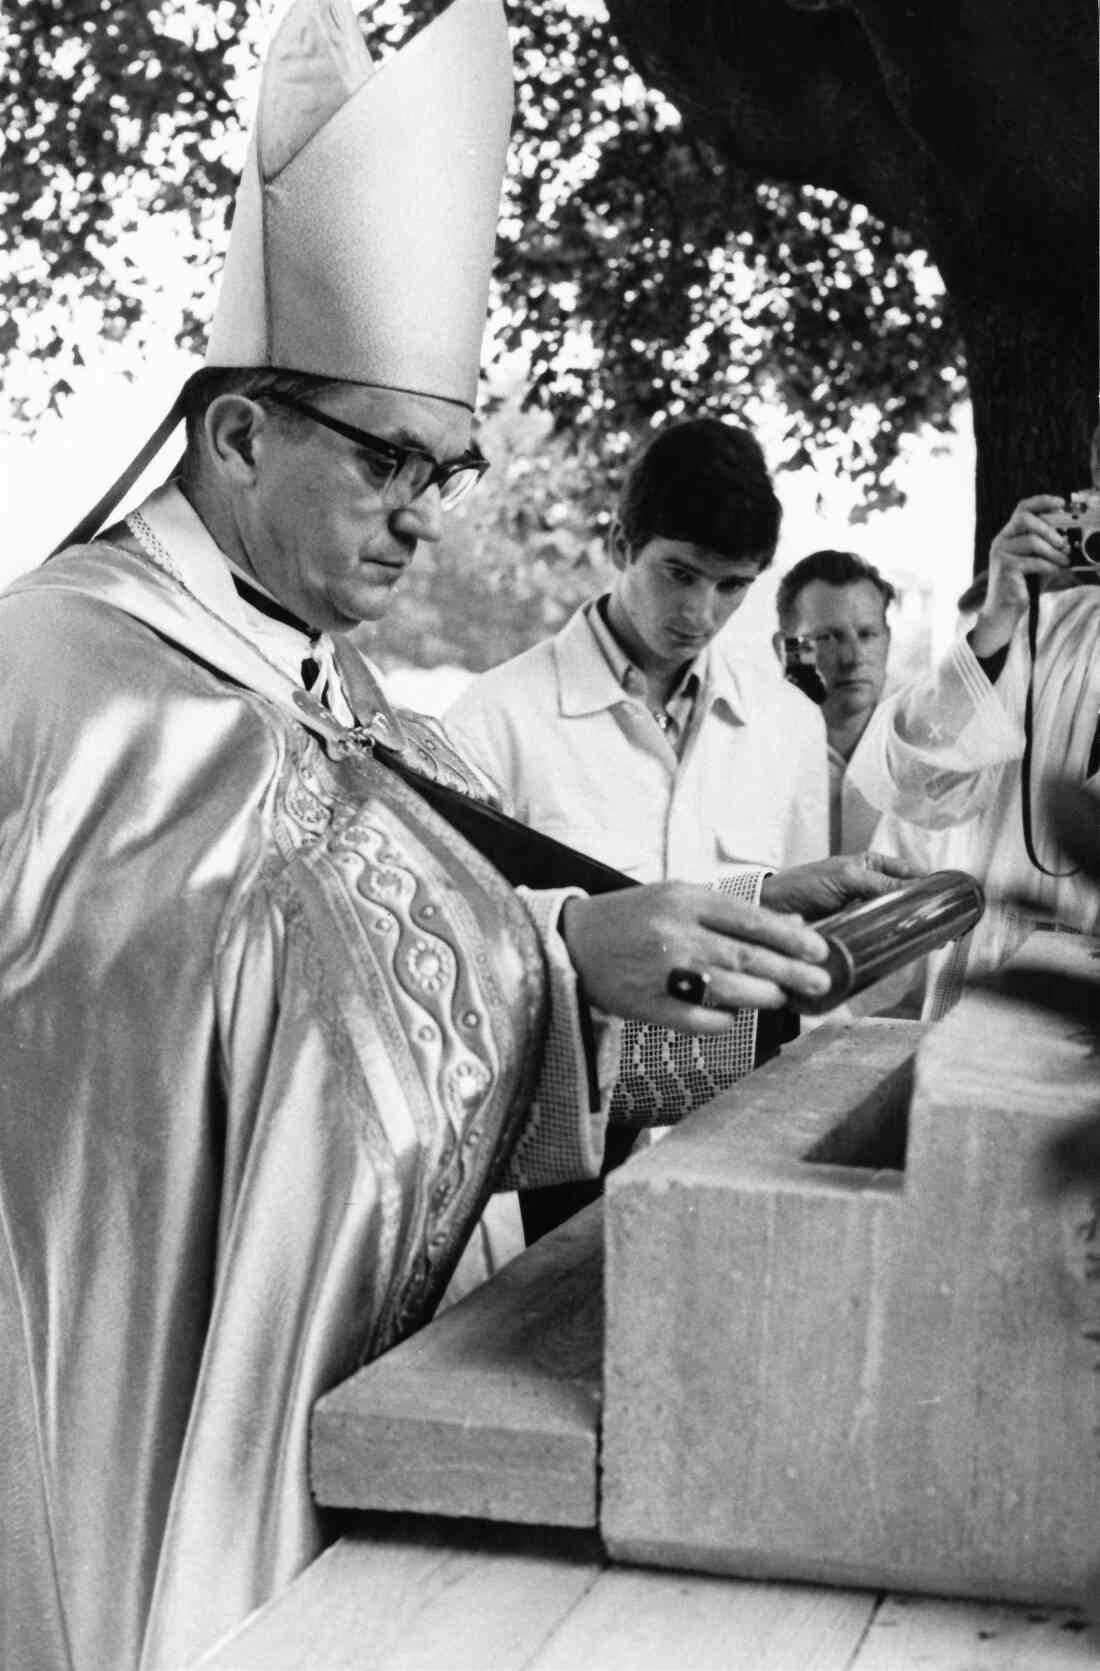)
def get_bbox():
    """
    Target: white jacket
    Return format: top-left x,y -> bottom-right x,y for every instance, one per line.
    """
446,601 -> 829,883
